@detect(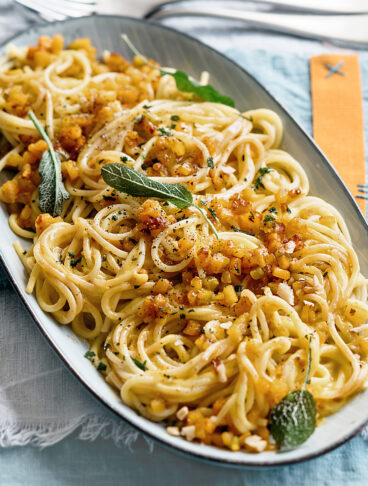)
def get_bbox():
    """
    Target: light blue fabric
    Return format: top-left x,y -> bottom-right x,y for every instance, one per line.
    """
1,12 -> 368,485
0,433 -> 367,486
